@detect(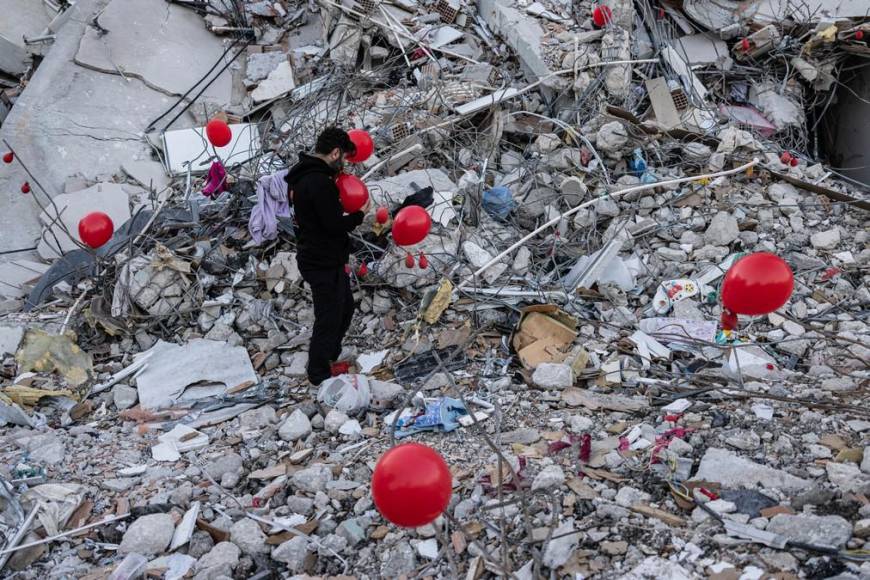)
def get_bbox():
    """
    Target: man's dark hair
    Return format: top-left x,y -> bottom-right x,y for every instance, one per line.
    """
315,126 -> 355,156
